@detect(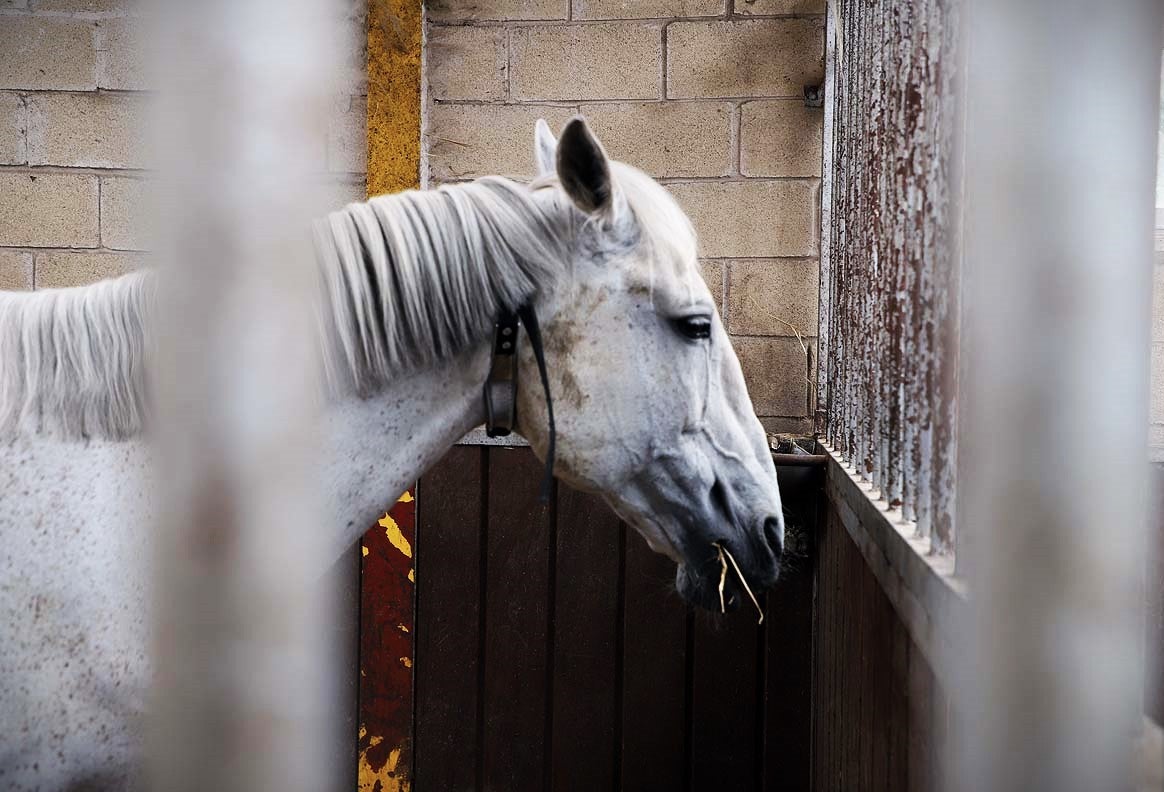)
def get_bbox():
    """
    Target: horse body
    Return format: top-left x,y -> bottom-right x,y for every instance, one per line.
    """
0,117 -> 786,790
1,348 -> 492,789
